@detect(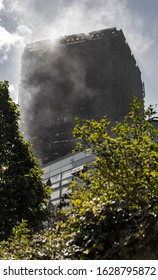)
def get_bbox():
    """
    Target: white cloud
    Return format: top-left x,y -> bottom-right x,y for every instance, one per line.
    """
16,25 -> 32,37
1,0 -> 19,13
0,0 -> 32,63
0,0 -> 3,10
9,84 -> 15,93
0,26 -> 20,62
0,23 -> 31,63
0,26 -> 20,46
